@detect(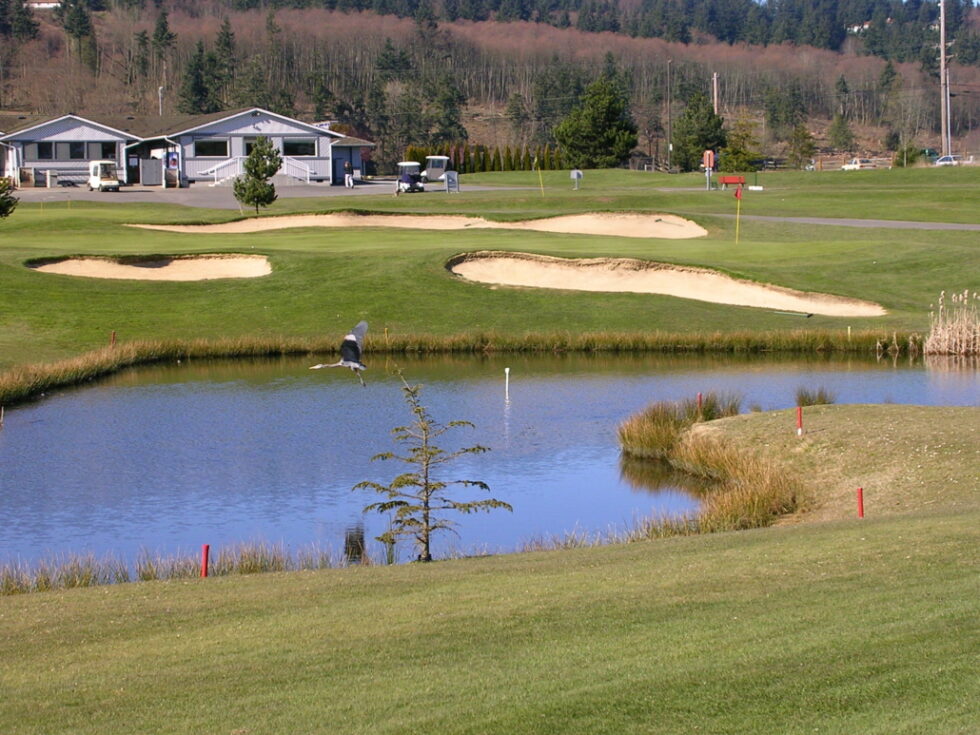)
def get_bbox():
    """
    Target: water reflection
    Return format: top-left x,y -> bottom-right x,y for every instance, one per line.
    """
343,525 -> 366,565
618,456 -> 715,496
0,352 -> 975,567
